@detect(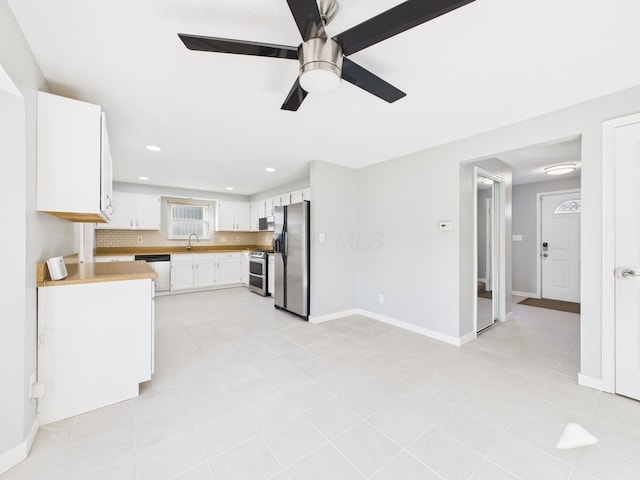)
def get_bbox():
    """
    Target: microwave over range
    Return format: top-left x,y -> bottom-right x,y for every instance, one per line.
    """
259,216 -> 274,231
